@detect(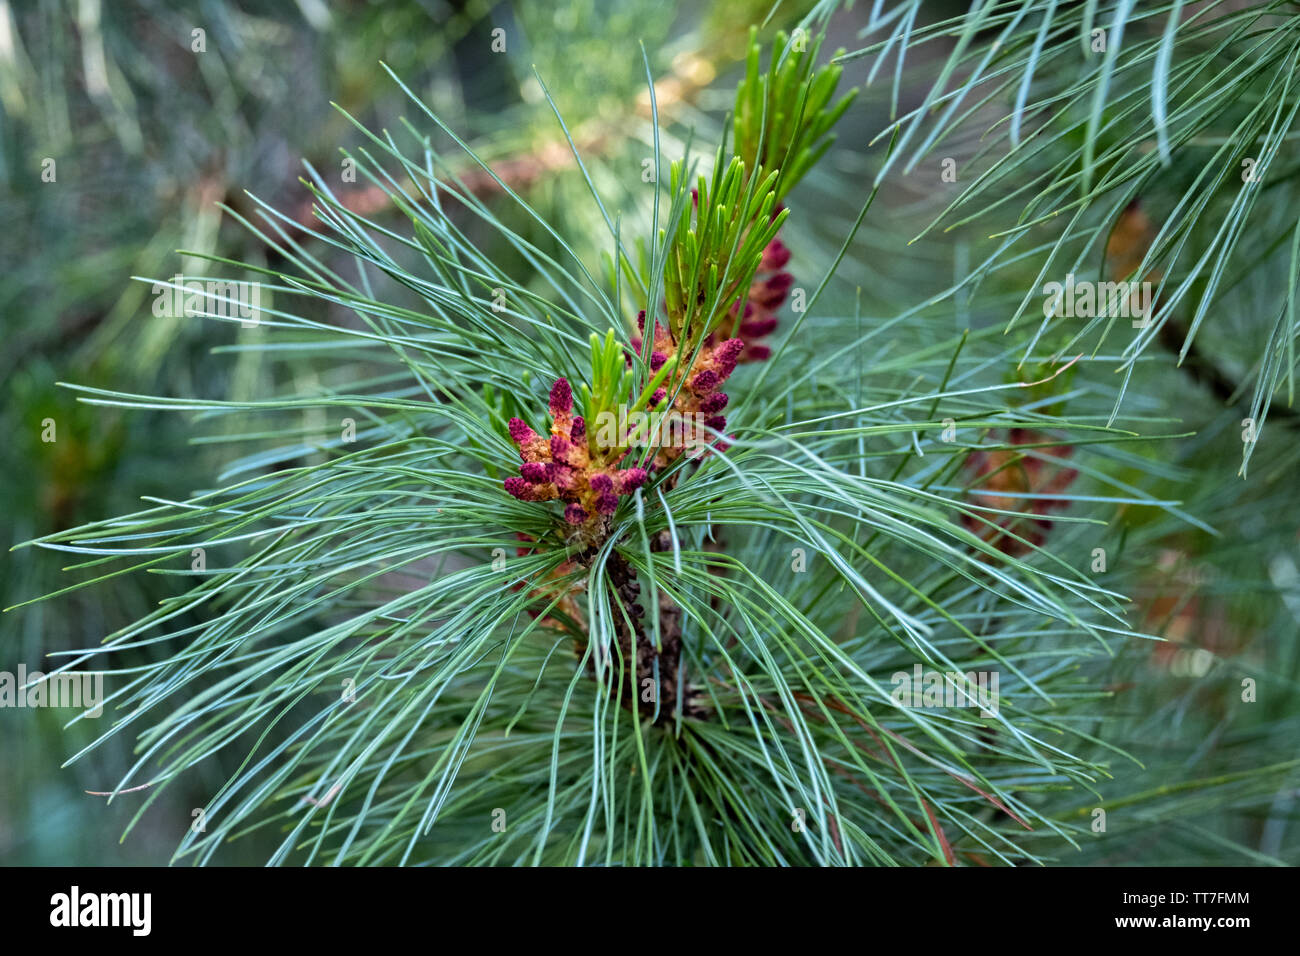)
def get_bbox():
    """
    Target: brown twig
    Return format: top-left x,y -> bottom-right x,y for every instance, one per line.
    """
599,548 -> 706,723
